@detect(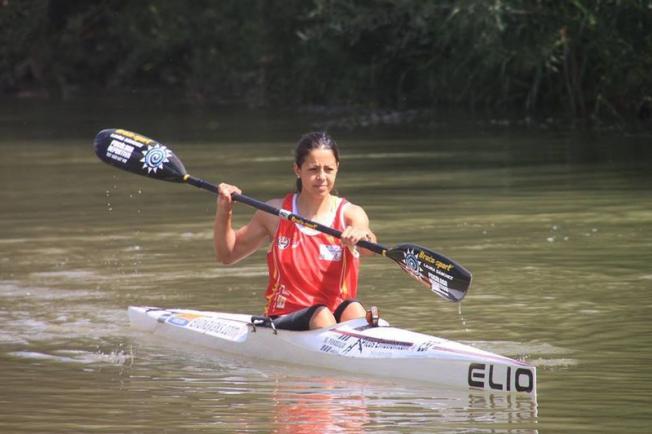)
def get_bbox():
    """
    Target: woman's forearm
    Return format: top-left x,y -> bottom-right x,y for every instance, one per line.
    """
214,205 -> 237,264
